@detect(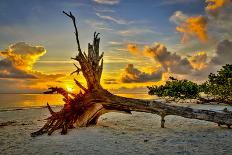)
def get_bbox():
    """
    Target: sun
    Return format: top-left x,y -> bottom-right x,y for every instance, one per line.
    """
66,86 -> 73,92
